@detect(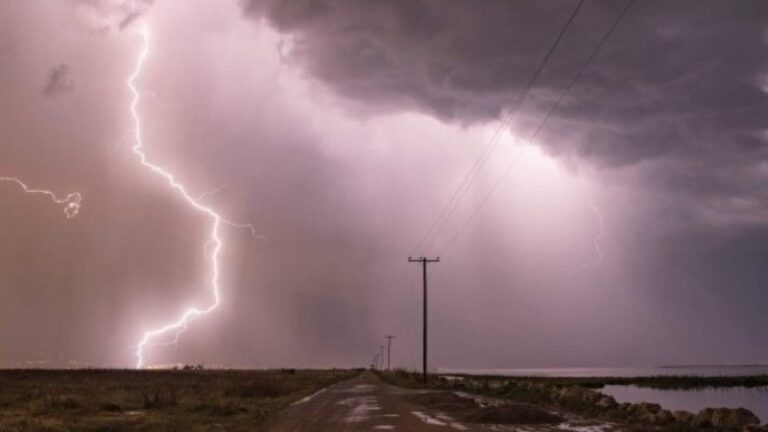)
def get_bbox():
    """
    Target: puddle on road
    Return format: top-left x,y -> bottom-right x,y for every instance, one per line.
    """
292,388 -> 326,406
338,396 -> 381,423
341,384 -> 375,394
412,410 -> 469,430
556,424 -> 615,432
486,422 -> 615,431
412,410 -> 448,426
